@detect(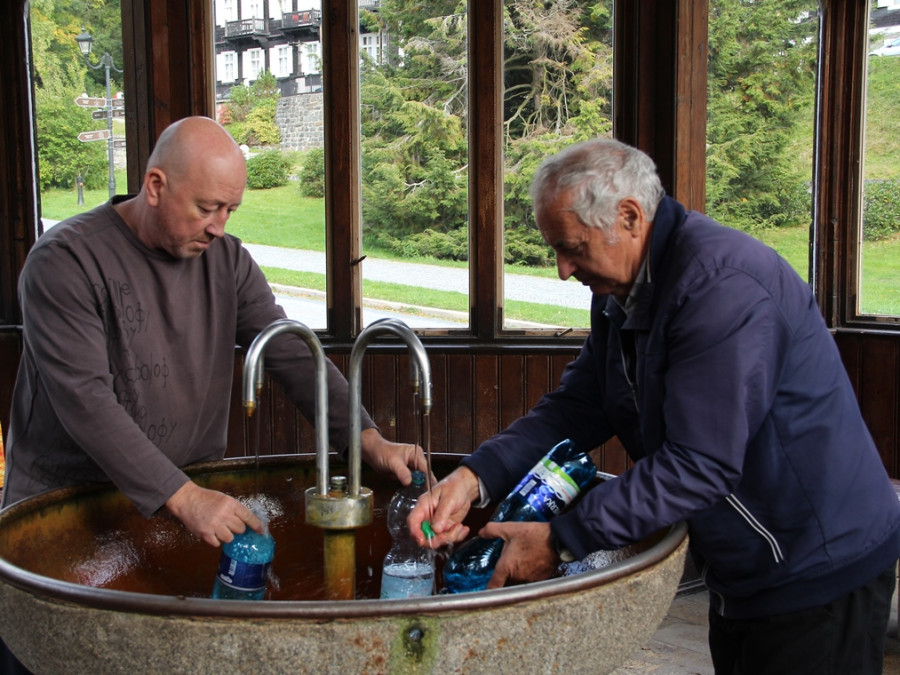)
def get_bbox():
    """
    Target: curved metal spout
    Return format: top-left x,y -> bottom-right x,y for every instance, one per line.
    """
243,319 -> 330,494
348,318 -> 432,496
